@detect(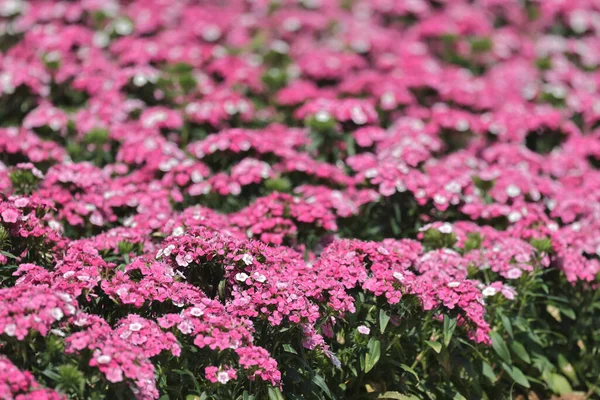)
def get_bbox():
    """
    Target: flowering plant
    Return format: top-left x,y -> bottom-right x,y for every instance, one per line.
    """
0,0 -> 599,399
